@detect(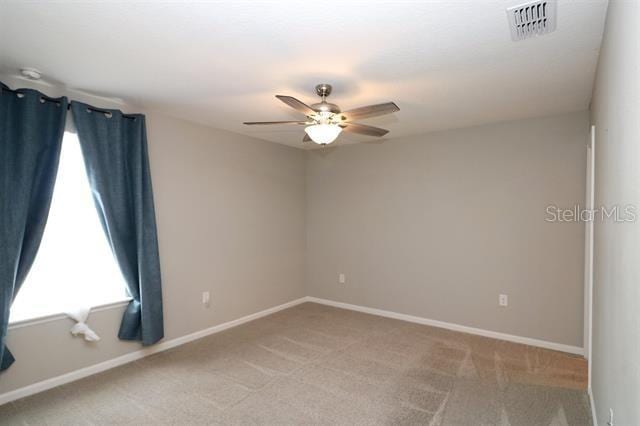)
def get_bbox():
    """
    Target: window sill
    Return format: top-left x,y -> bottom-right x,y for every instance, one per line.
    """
8,298 -> 132,330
